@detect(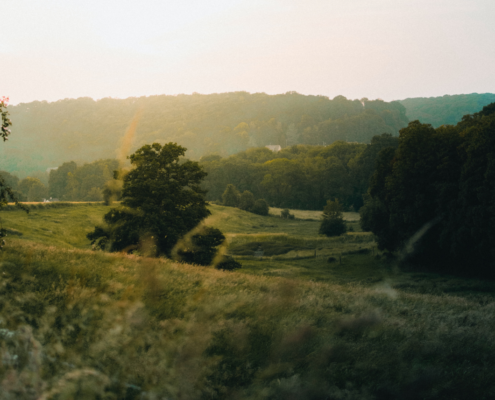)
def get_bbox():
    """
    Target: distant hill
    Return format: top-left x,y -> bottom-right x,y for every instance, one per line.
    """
399,93 -> 495,127
8,91 -> 495,179
2,92 -> 407,177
